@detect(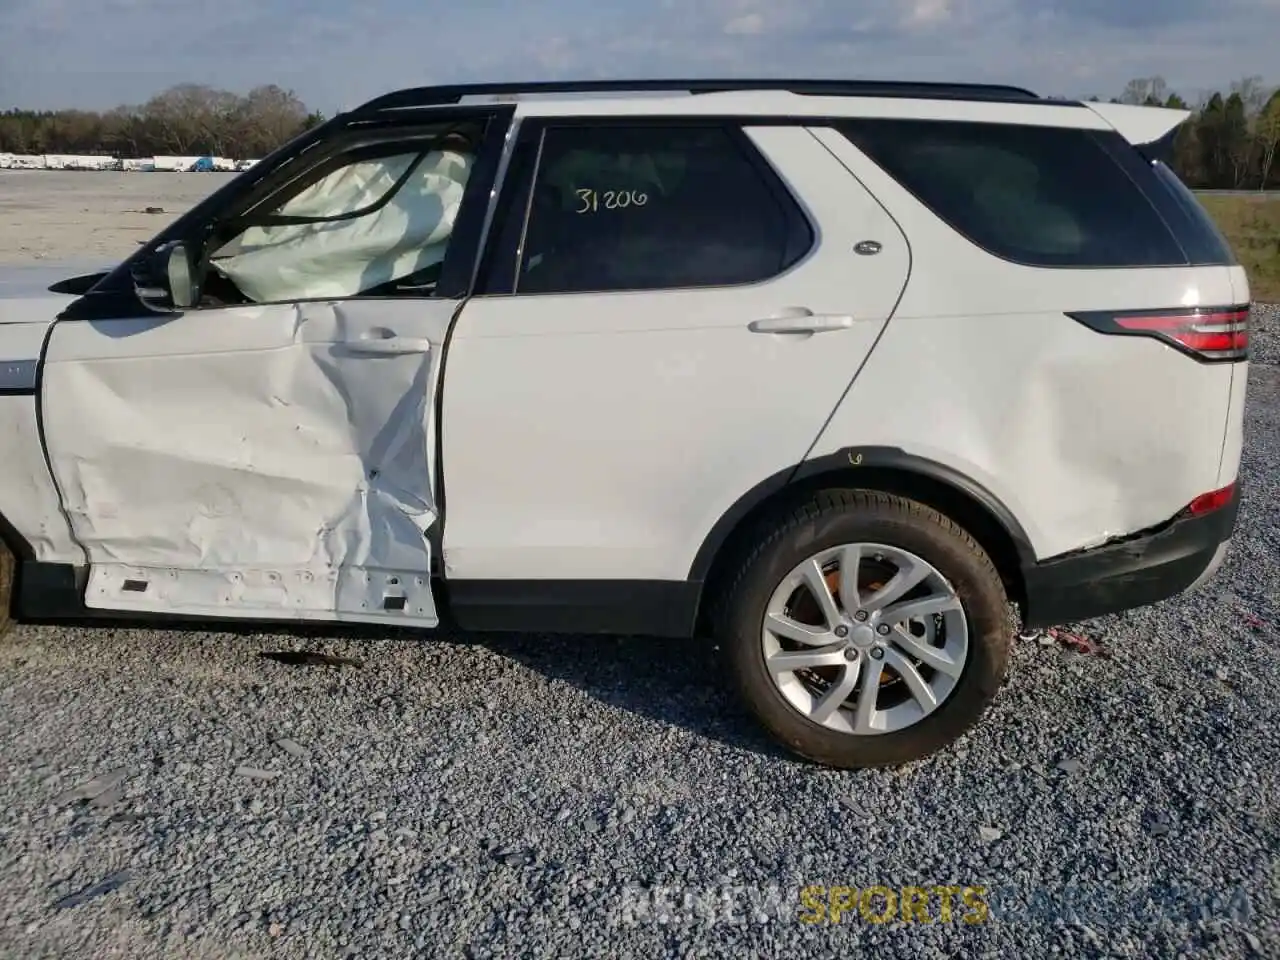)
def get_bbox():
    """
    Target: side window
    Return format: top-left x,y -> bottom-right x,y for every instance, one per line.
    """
836,119 -> 1188,268
1147,160 -> 1237,265
204,127 -> 481,305
514,124 -> 812,295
